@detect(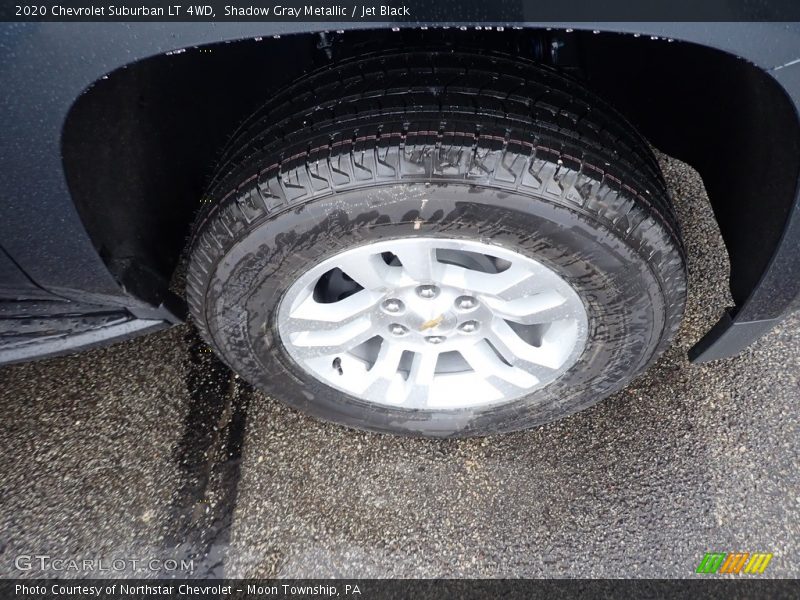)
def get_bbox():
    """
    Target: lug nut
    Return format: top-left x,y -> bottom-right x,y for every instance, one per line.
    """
455,295 -> 478,310
425,335 -> 446,344
458,320 -> 480,333
382,299 -> 405,314
389,324 -> 409,336
416,285 -> 440,299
